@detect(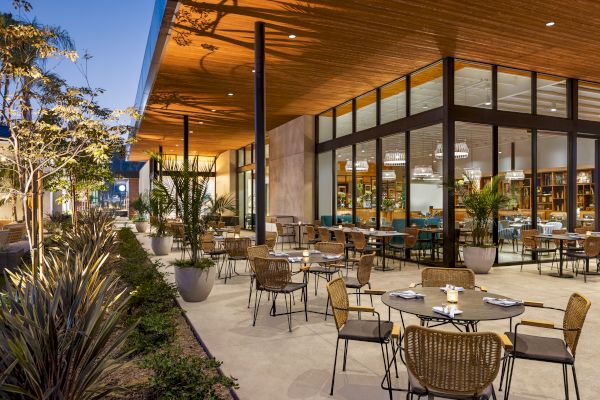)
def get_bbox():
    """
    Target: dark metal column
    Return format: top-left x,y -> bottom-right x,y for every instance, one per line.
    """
595,140 -> 600,231
183,115 -> 189,166
375,138 -> 382,229
443,57 -> 456,267
492,126 -> 499,260
405,74 -> 411,231
531,130 -> 538,230
351,144 -> 357,224
567,78 -> 577,232
254,21 -> 266,245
